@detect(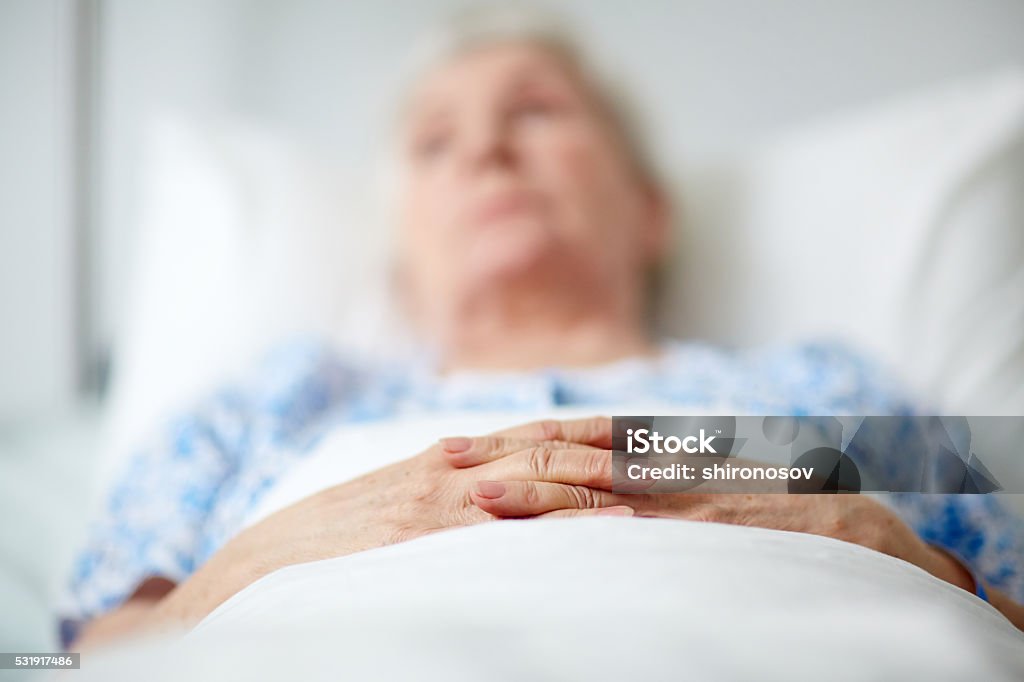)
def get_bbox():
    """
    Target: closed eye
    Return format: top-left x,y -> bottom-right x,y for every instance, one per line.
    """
507,94 -> 562,124
410,127 -> 452,162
